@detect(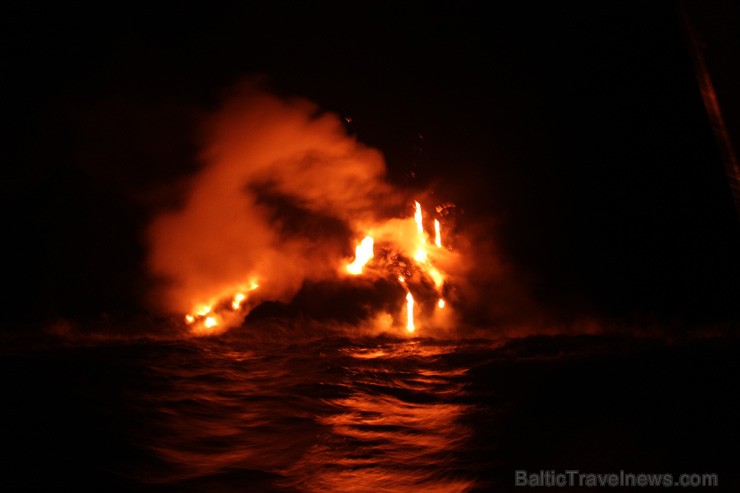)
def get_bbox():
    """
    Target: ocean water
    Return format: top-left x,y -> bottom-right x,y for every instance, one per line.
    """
1,324 -> 737,492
